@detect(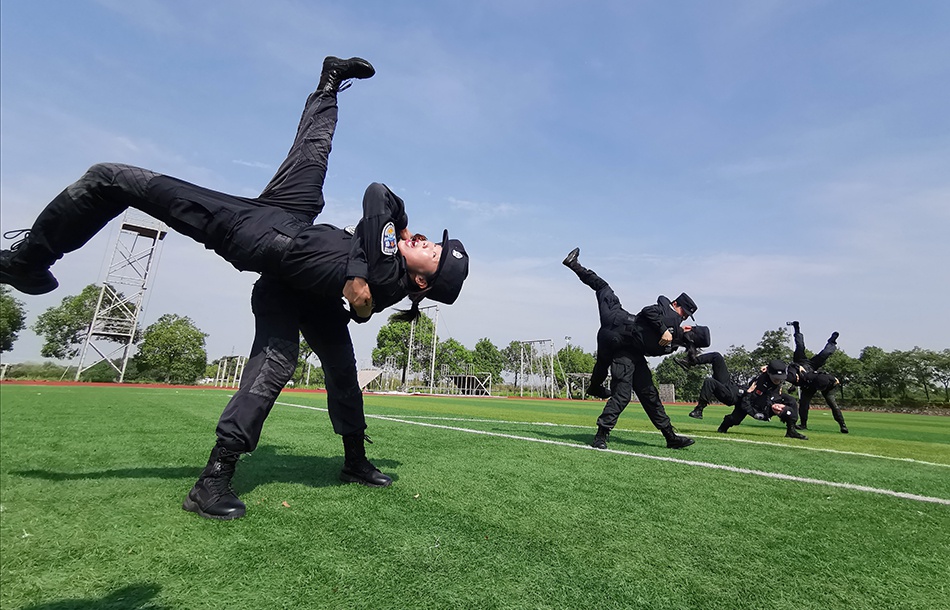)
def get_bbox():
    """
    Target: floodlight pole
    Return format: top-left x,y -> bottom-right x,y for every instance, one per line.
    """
405,315 -> 415,388
429,305 -> 439,393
